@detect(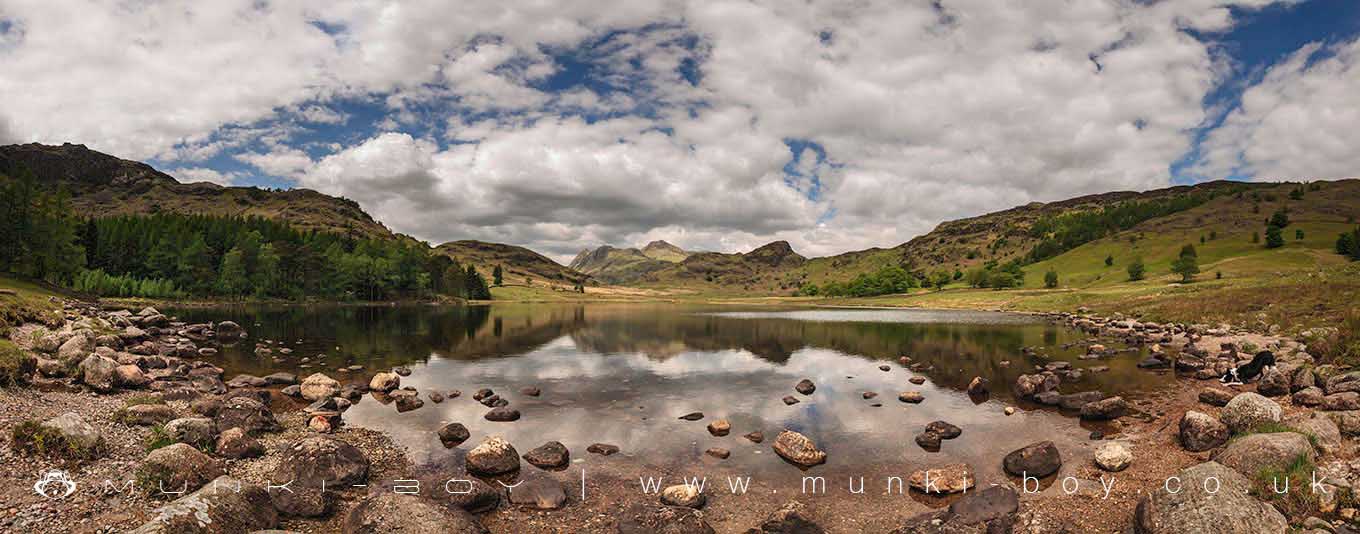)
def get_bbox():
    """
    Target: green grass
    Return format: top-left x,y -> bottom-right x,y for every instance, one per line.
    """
9,420 -> 104,461
0,339 -> 37,386
143,424 -> 176,452
1251,453 -> 1318,520
0,275 -> 63,336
